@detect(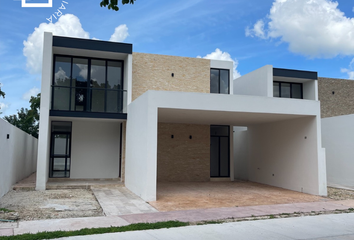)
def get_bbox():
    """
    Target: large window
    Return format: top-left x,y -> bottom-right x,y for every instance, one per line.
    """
52,55 -> 125,113
273,81 -> 303,99
210,69 -> 229,94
